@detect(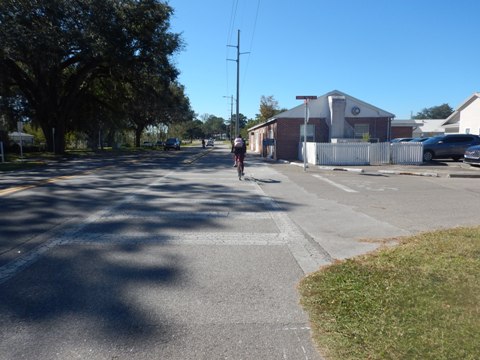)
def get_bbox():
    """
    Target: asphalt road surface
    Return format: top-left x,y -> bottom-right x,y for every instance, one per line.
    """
0,146 -> 324,360
2,144 -> 480,359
